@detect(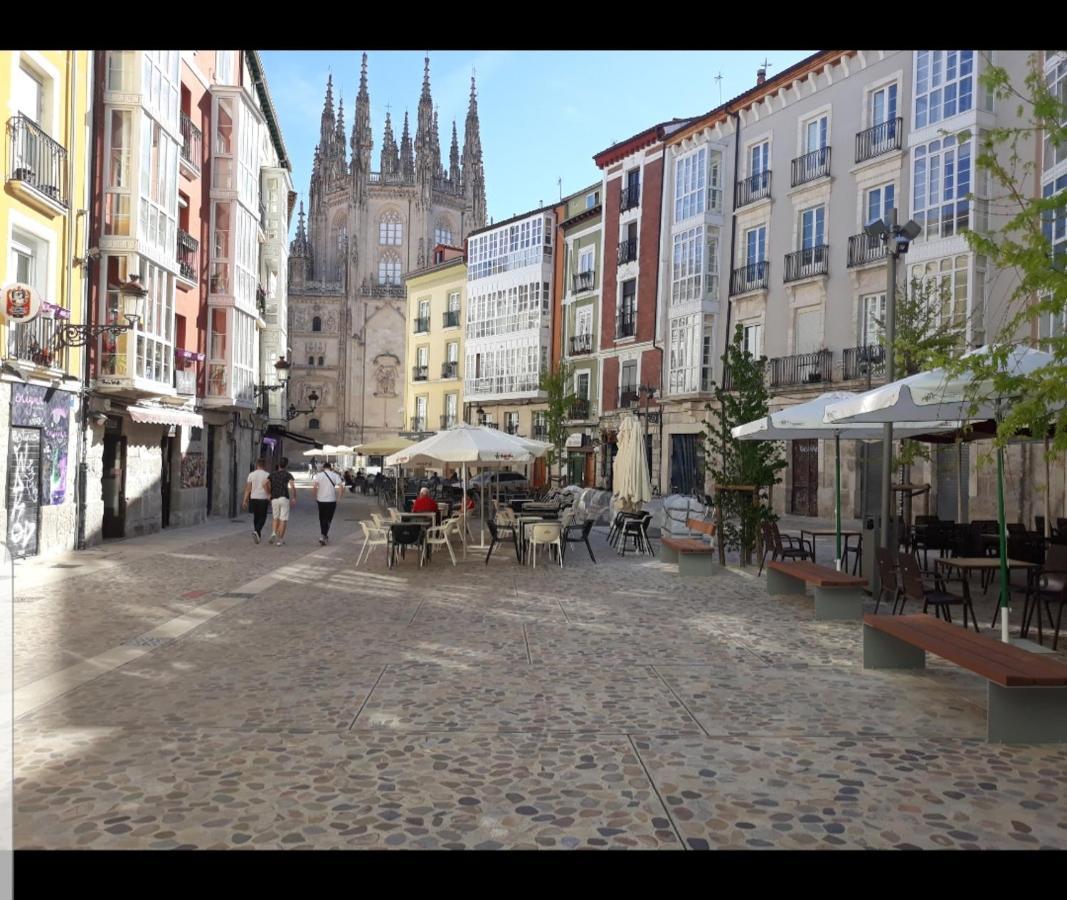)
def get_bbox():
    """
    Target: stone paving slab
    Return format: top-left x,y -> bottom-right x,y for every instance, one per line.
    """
14,729 -> 682,850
